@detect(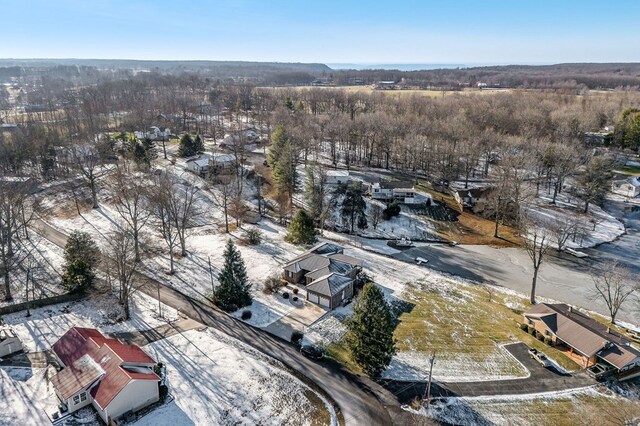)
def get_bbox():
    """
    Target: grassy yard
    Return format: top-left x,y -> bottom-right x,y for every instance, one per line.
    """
463,390 -> 640,426
393,281 -> 580,373
327,279 -> 581,378
614,164 -> 640,176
